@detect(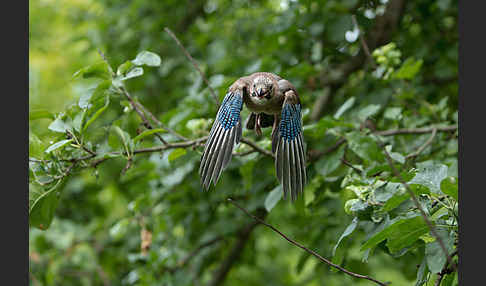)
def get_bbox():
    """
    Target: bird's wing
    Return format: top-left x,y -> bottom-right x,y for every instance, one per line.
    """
199,89 -> 244,190
273,90 -> 306,200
